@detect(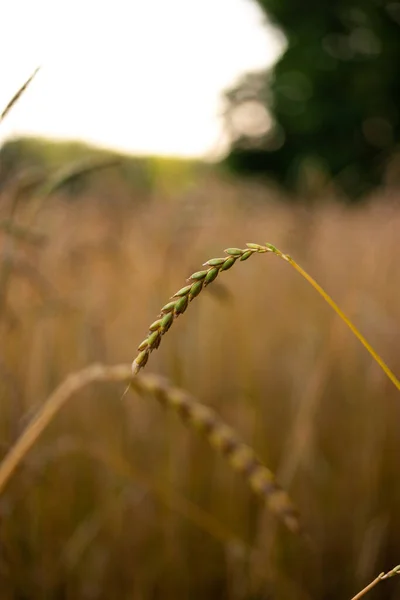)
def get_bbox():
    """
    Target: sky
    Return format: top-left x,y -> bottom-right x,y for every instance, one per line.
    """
0,0 -> 284,159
